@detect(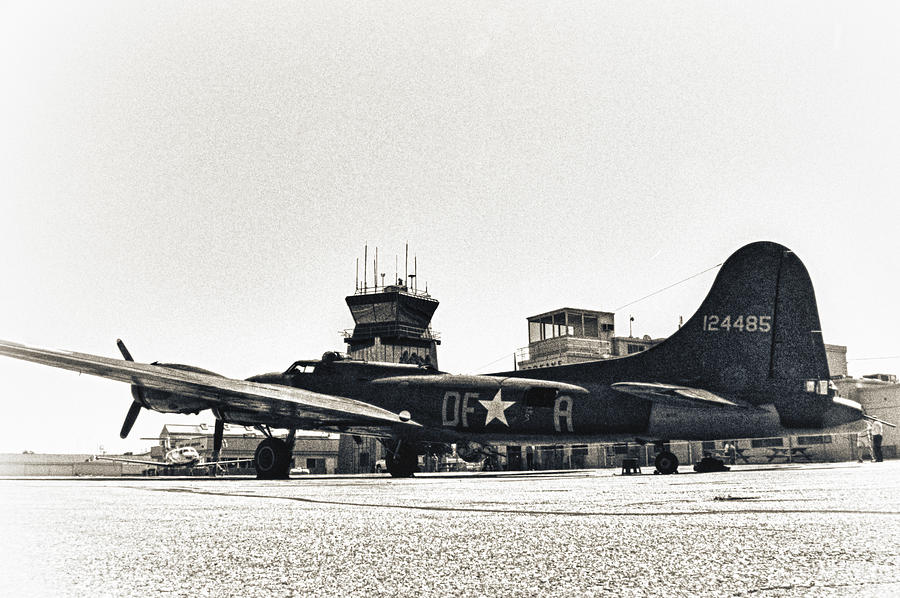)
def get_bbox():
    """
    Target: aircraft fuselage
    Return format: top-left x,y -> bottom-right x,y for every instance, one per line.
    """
245,357 -> 807,445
